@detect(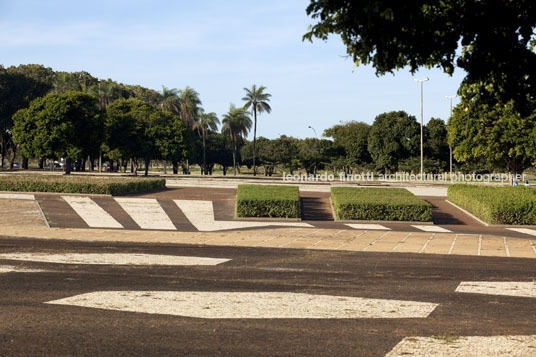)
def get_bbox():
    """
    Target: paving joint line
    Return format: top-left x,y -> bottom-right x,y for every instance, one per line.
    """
448,234 -> 458,255
362,231 -> 391,251
503,237 -> 511,257
419,233 -> 435,253
477,234 -> 482,256
335,231 -> 367,250
391,232 -> 412,252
